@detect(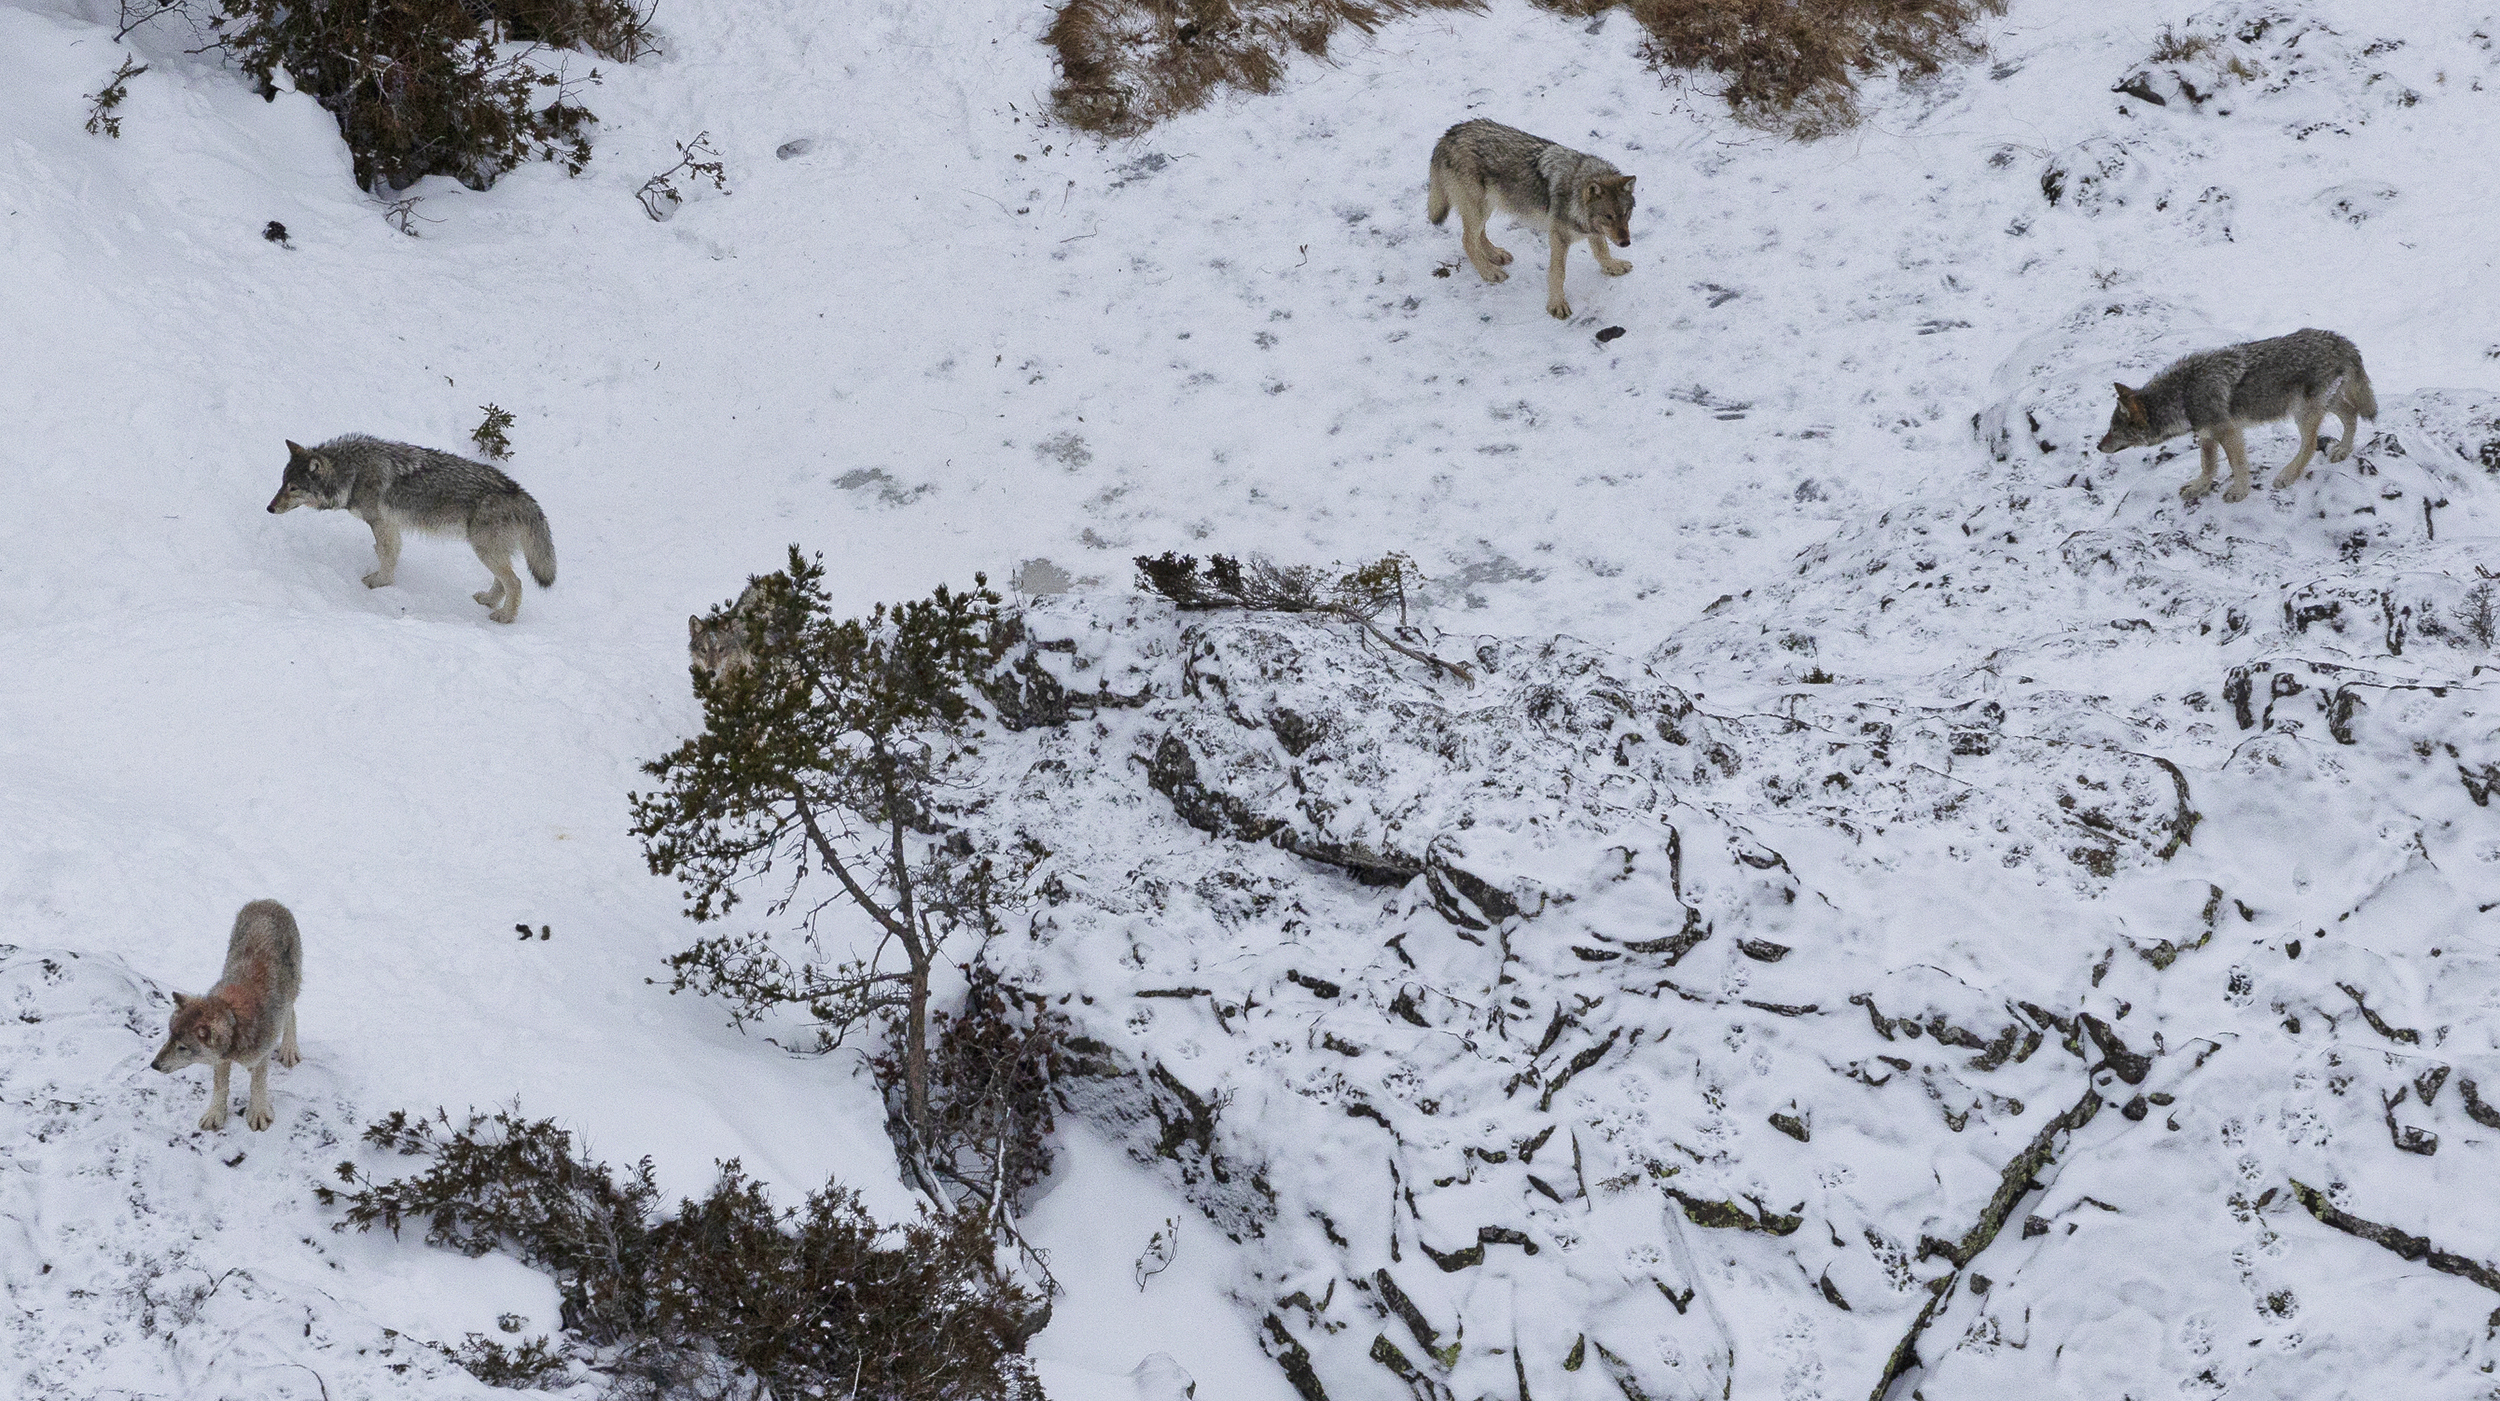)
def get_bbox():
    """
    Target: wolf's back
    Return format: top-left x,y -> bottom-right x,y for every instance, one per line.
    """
226,899 -> 303,1005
